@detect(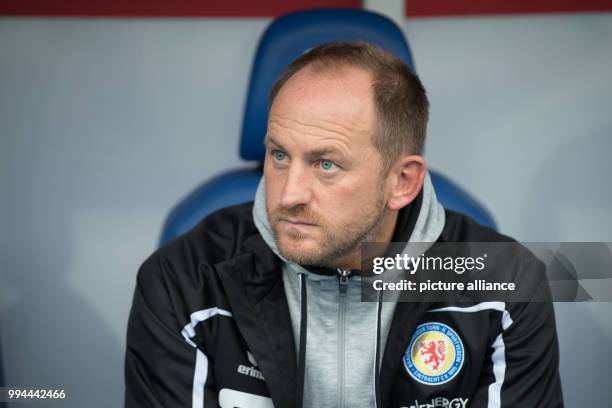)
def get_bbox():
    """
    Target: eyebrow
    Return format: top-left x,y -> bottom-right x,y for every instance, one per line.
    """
263,135 -> 284,150
307,147 -> 341,158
